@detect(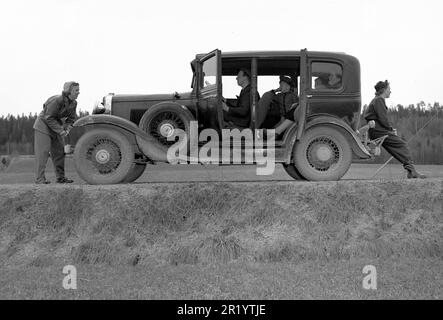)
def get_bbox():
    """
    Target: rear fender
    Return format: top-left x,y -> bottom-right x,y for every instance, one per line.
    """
282,115 -> 372,163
